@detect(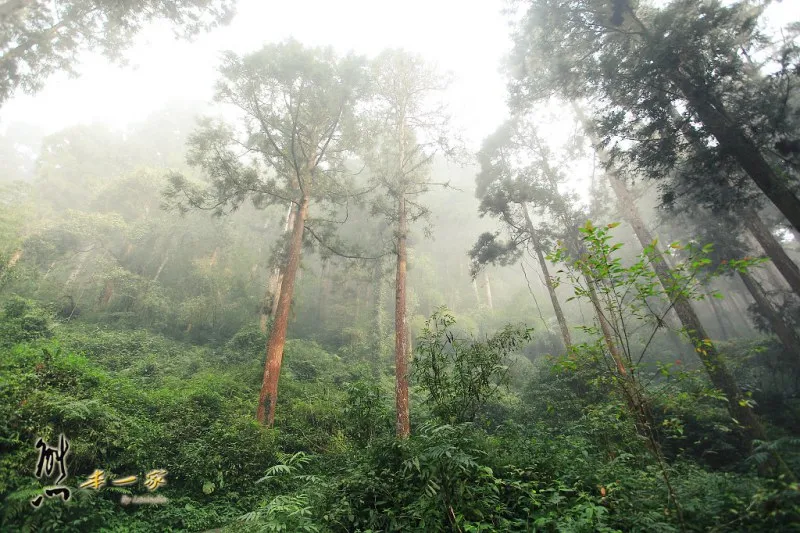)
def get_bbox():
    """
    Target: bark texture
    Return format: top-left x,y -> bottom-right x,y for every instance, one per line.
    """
257,195 -> 309,426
